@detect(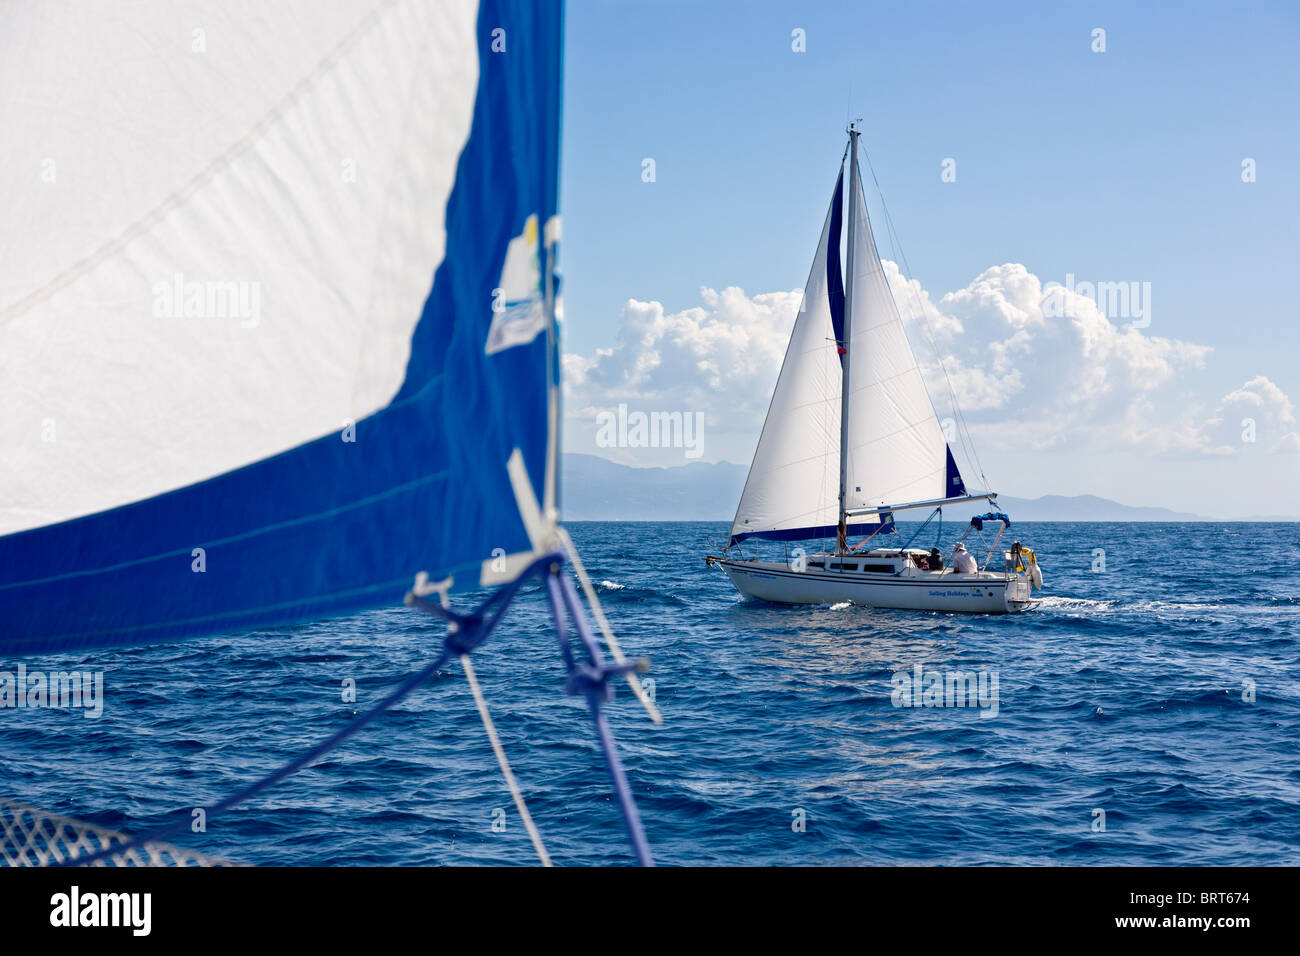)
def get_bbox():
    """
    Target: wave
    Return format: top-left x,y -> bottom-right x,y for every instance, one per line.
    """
1033,596 -> 1117,612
